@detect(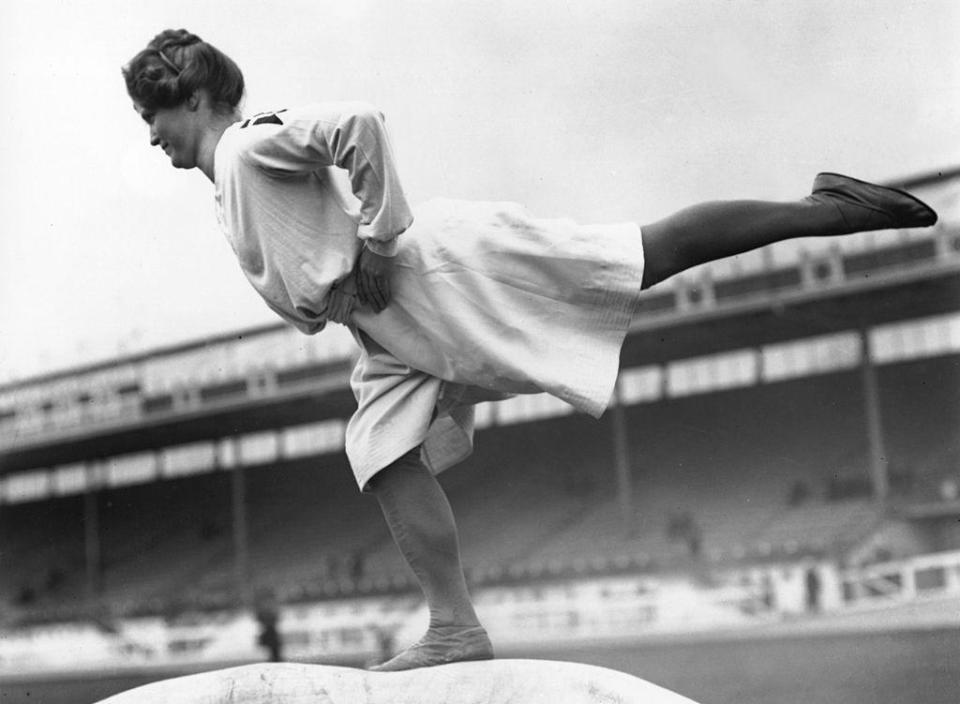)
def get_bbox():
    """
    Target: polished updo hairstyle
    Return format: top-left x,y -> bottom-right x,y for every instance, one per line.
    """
123,29 -> 244,114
